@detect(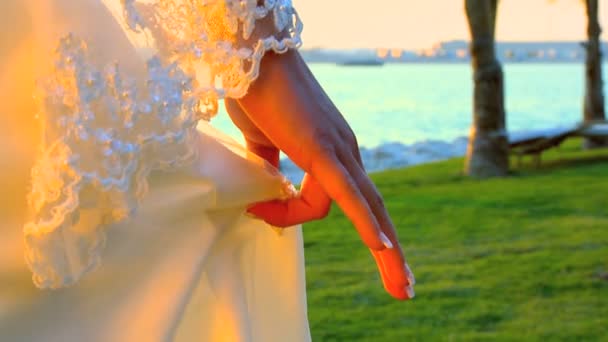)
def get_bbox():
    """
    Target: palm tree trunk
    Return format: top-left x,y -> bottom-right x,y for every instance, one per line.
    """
464,0 -> 509,177
583,0 -> 607,149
